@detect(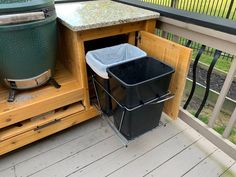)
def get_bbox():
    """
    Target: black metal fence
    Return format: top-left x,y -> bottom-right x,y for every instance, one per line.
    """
142,0 -> 236,20
144,0 -> 235,61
